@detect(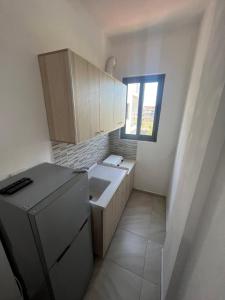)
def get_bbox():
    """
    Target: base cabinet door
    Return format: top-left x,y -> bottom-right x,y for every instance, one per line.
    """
102,197 -> 115,256
129,168 -> 135,195
49,219 -> 93,300
91,176 -> 131,258
102,177 -> 126,256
